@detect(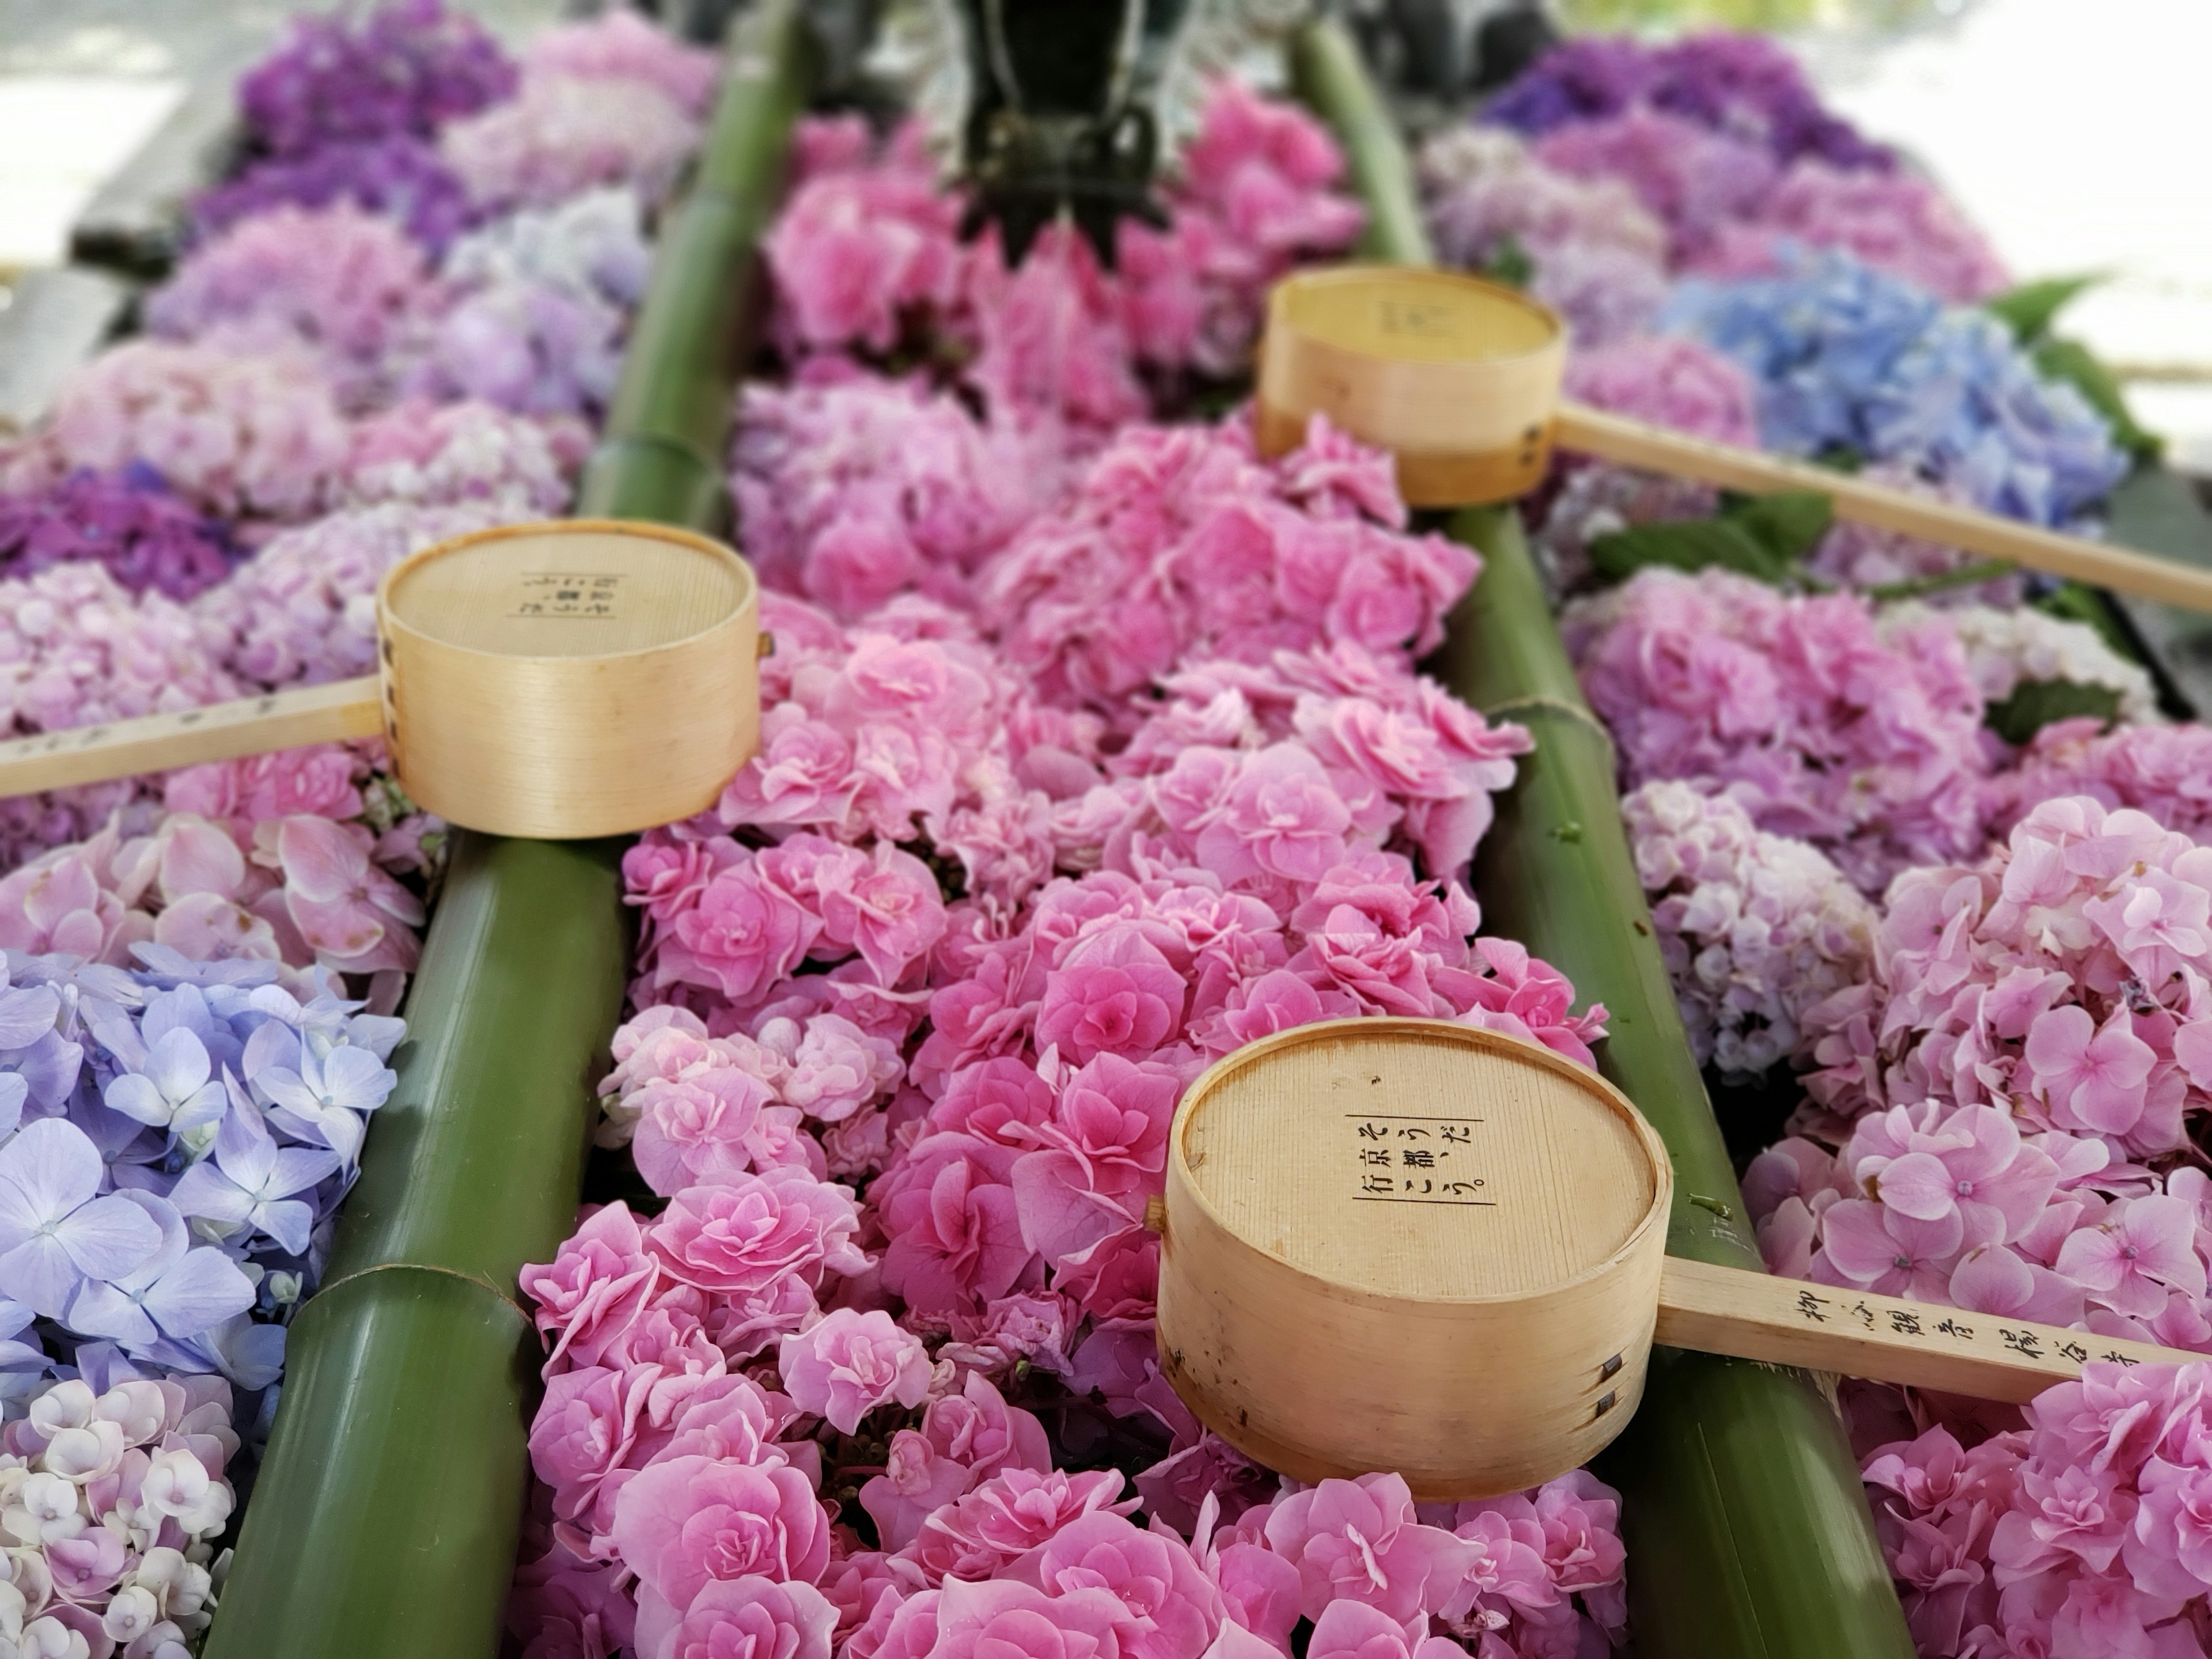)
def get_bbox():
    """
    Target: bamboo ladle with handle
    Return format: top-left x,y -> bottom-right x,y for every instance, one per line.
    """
1254,266 -> 2212,613
0,519 -> 766,839
1152,1018 -> 2207,1501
